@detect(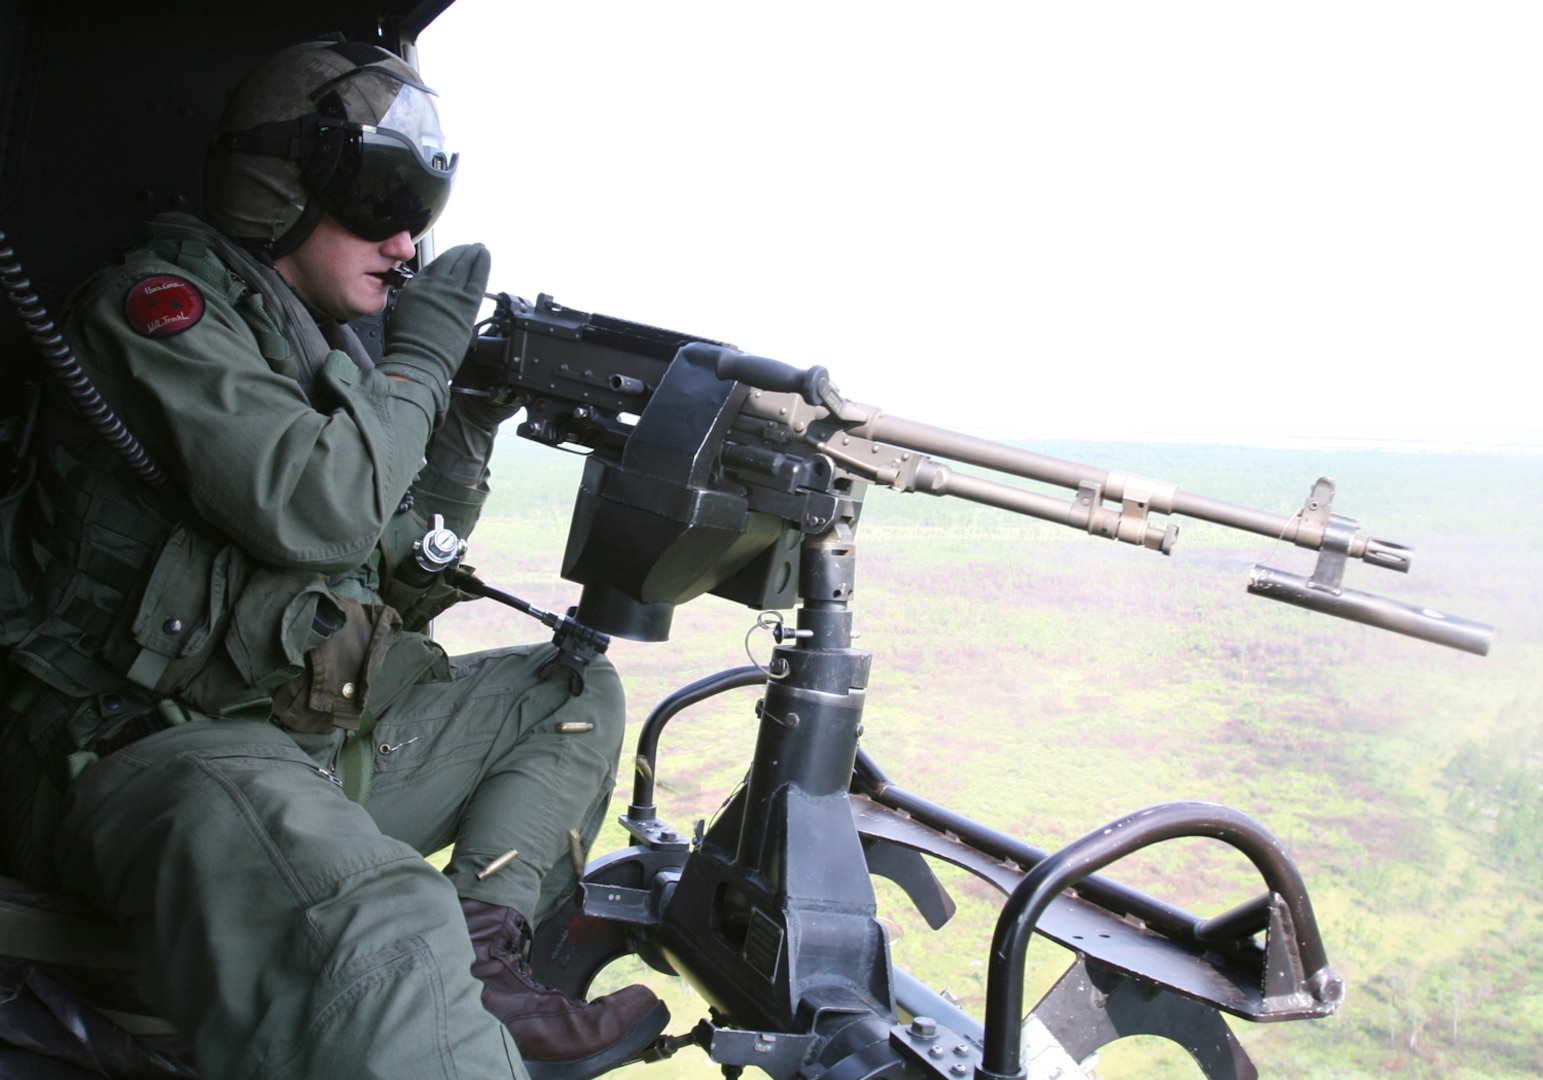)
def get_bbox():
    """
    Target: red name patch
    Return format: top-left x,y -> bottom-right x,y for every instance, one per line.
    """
124,275 -> 205,337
